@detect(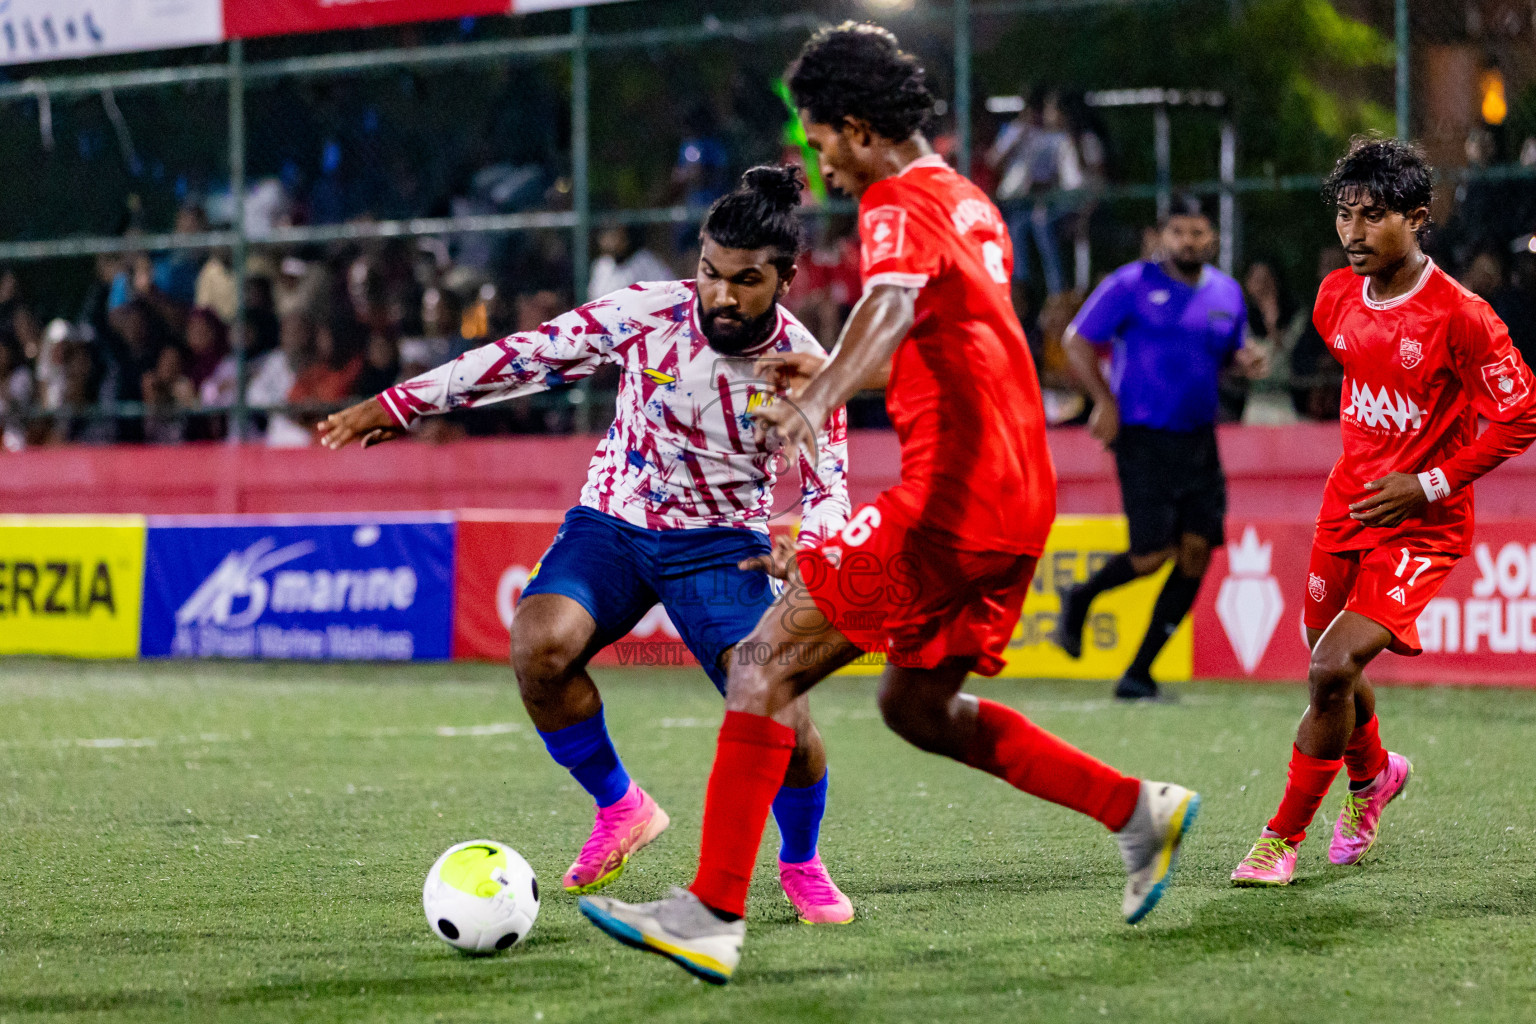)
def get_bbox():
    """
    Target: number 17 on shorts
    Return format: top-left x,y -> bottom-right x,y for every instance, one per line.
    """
1303,542 -> 1458,655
